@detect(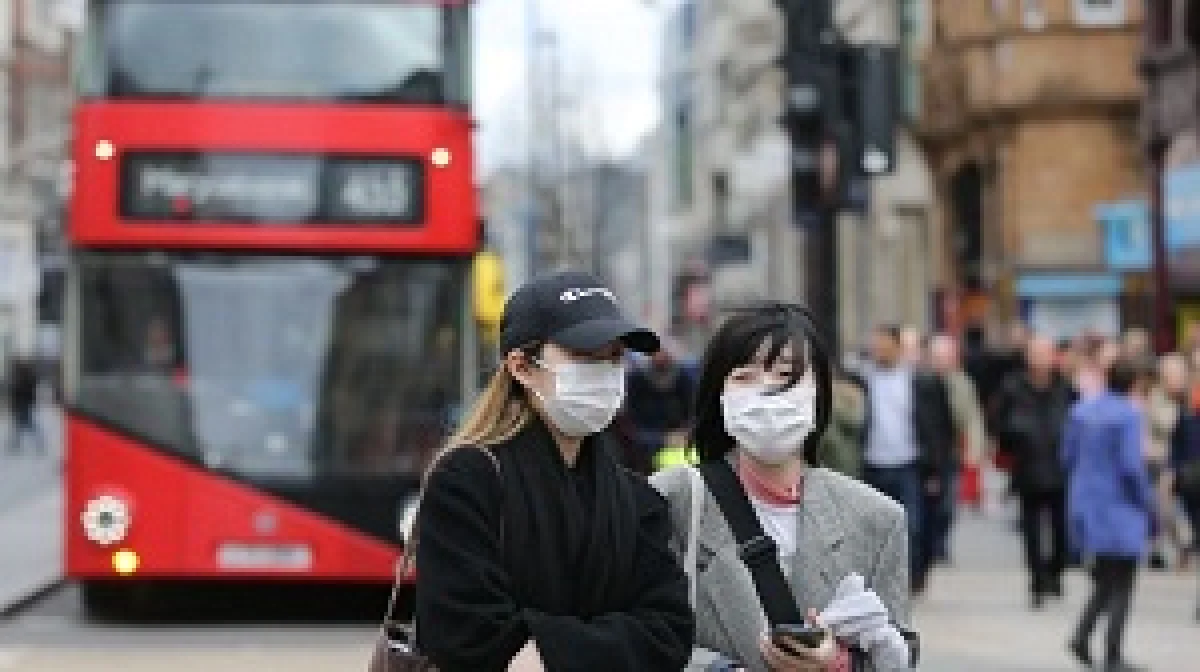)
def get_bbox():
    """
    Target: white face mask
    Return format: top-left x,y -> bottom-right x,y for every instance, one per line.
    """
721,382 -> 818,465
534,360 -> 626,437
